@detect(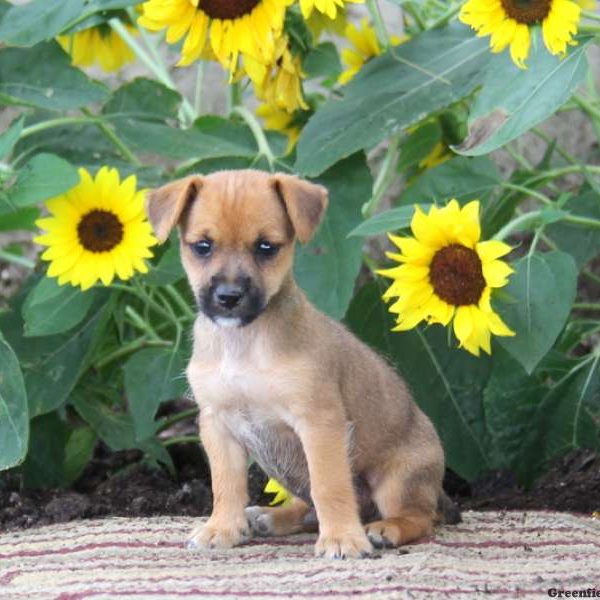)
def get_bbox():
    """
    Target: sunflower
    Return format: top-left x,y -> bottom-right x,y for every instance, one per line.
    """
377,200 -> 515,356
299,0 -> 362,19
57,23 -> 136,72
338,19 -> 407,85
247,37 -> 308,112
305,7 -> 348,39
460,0 -> 582,69
264,478 -> 292,506
138,0 -> 291,71
35,167 -> 157,291
256,102 -> 302,151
